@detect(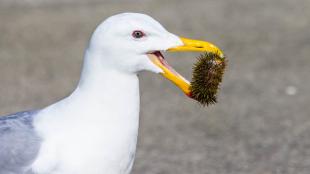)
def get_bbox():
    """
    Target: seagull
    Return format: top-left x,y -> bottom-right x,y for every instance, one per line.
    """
0,13 -> 223,174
